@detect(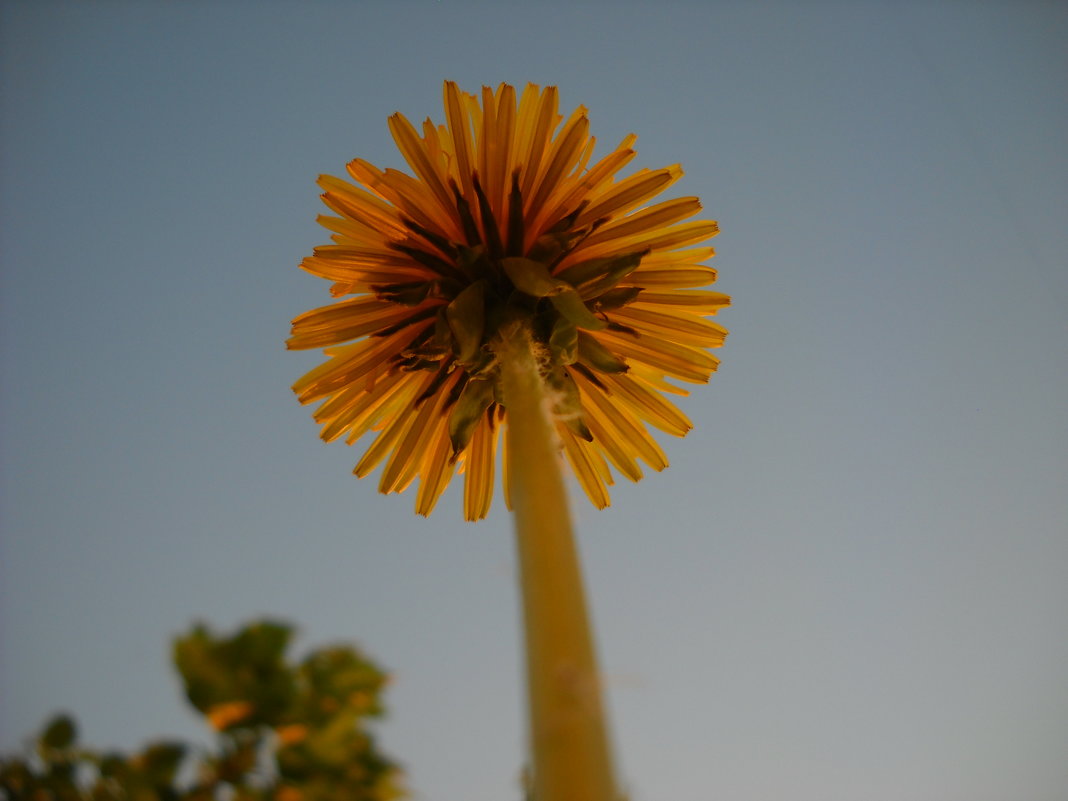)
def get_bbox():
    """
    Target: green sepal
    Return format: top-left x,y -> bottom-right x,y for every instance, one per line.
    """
526,218 -> 591,263
431,311 -> 454,353
448,377 -> 495,454
546,368 -> 592,441
526,233 -> 570,264
592,286 -> 643,311
373,280 -> 434,306
415,363 -> 453,406
473,177 -> 504,258
550,288 -> 606,330
466,348 -> 497,376
391,243 -> 466,284
402,217 -> 457,260
452,185 -> 482,248
543,203 -> 585,234
501,257 -> 569,298
445,280 -> 486,364
505,170 -> 525,256
577,331 -> 628,373
457,244 -> 495,282
554,250 -> 646,295
606,320 -> 639,336
549,316 -> 578,365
